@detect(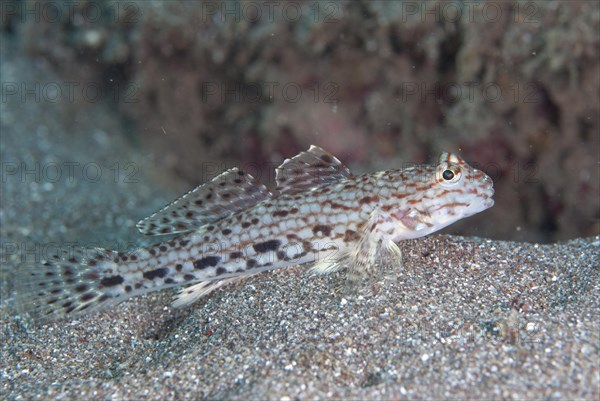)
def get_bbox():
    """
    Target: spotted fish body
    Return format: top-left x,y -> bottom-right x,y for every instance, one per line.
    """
15,146 -> 494,320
